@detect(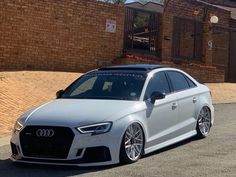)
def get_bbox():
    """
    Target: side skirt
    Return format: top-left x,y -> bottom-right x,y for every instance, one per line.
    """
144,130 -> 197,155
